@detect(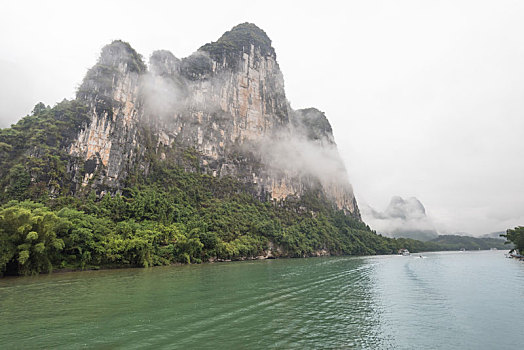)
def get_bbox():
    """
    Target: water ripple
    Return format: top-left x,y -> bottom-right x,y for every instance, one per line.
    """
0,251 -> 522,349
